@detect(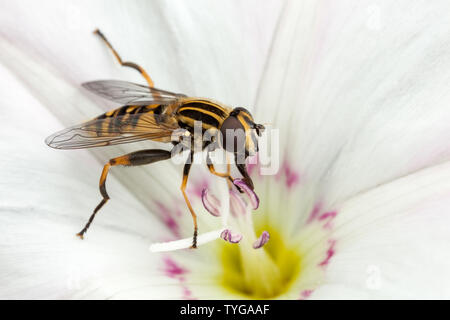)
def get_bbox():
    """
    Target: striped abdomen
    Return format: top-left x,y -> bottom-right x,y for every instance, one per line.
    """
176,100 -> 231,131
